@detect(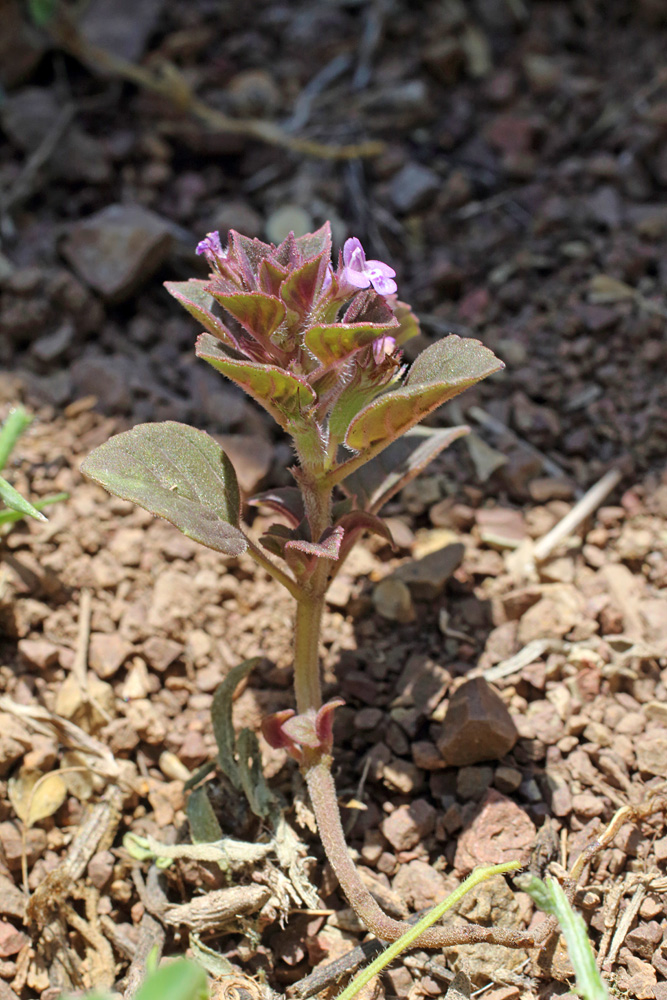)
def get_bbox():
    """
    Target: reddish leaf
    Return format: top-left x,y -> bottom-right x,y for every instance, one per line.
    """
280,254 -> 328,319
334,510 -> 394,545
285,525 -> 343,561
247,487 -> 305,528
294,223 -> 332,262
258,258 -> 288,297
342,290 -> 395,325
211,292 -> 286,348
